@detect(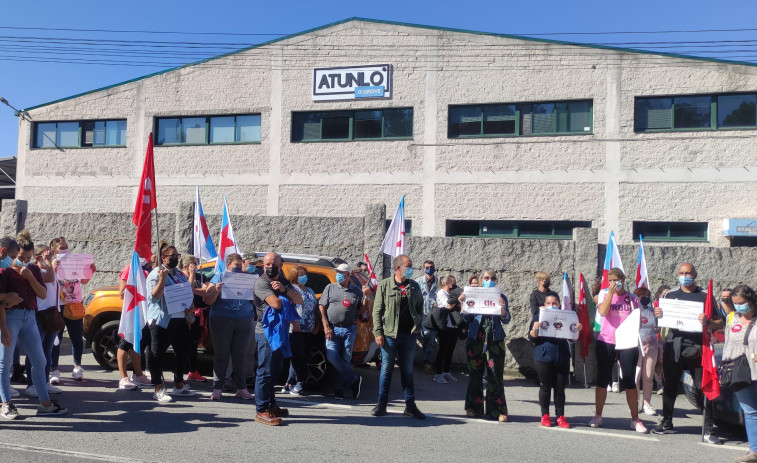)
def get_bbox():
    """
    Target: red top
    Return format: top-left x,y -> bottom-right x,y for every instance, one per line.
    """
0,264 -> 44,311
119,265 -> 149,281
